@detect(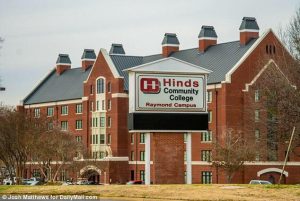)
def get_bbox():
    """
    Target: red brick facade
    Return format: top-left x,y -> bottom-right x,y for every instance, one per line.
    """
20,22 -> 300,185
